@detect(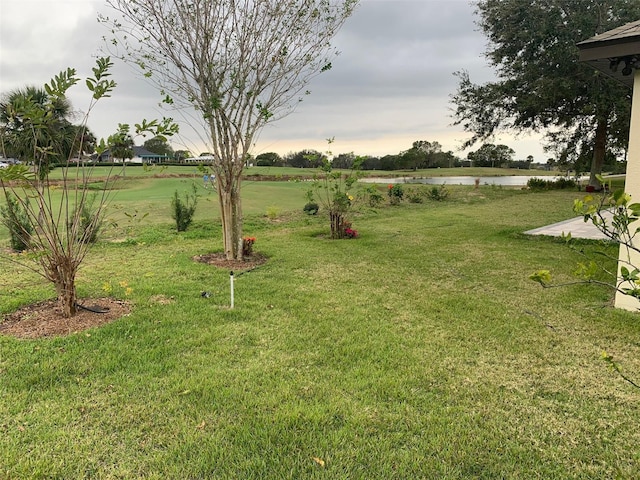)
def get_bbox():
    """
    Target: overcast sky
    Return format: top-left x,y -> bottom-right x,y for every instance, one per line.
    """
0,0 -> 548,161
